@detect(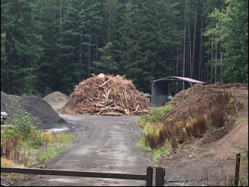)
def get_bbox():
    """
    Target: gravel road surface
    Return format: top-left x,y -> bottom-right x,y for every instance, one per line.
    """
27,114 -> 155,186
